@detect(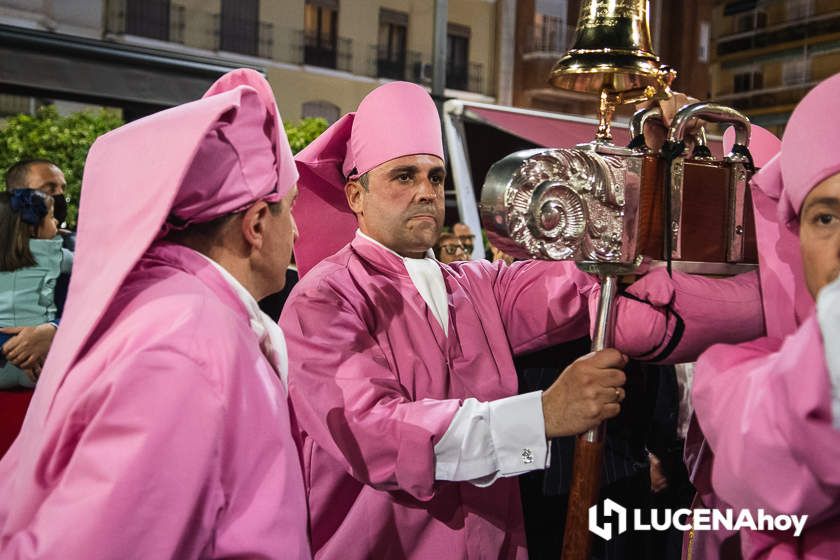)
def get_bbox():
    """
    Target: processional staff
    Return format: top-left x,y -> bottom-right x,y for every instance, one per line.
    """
480,1 -> 758,558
